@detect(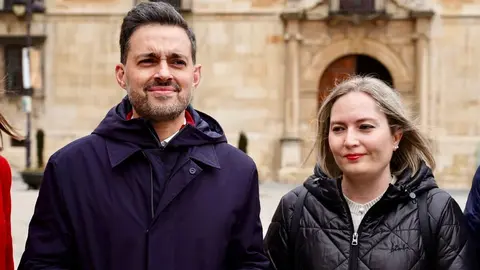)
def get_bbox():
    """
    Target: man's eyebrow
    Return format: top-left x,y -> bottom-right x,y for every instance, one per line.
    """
135,52 -> 187,60
170,52 -> 187,59
136,52 -> 158,59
